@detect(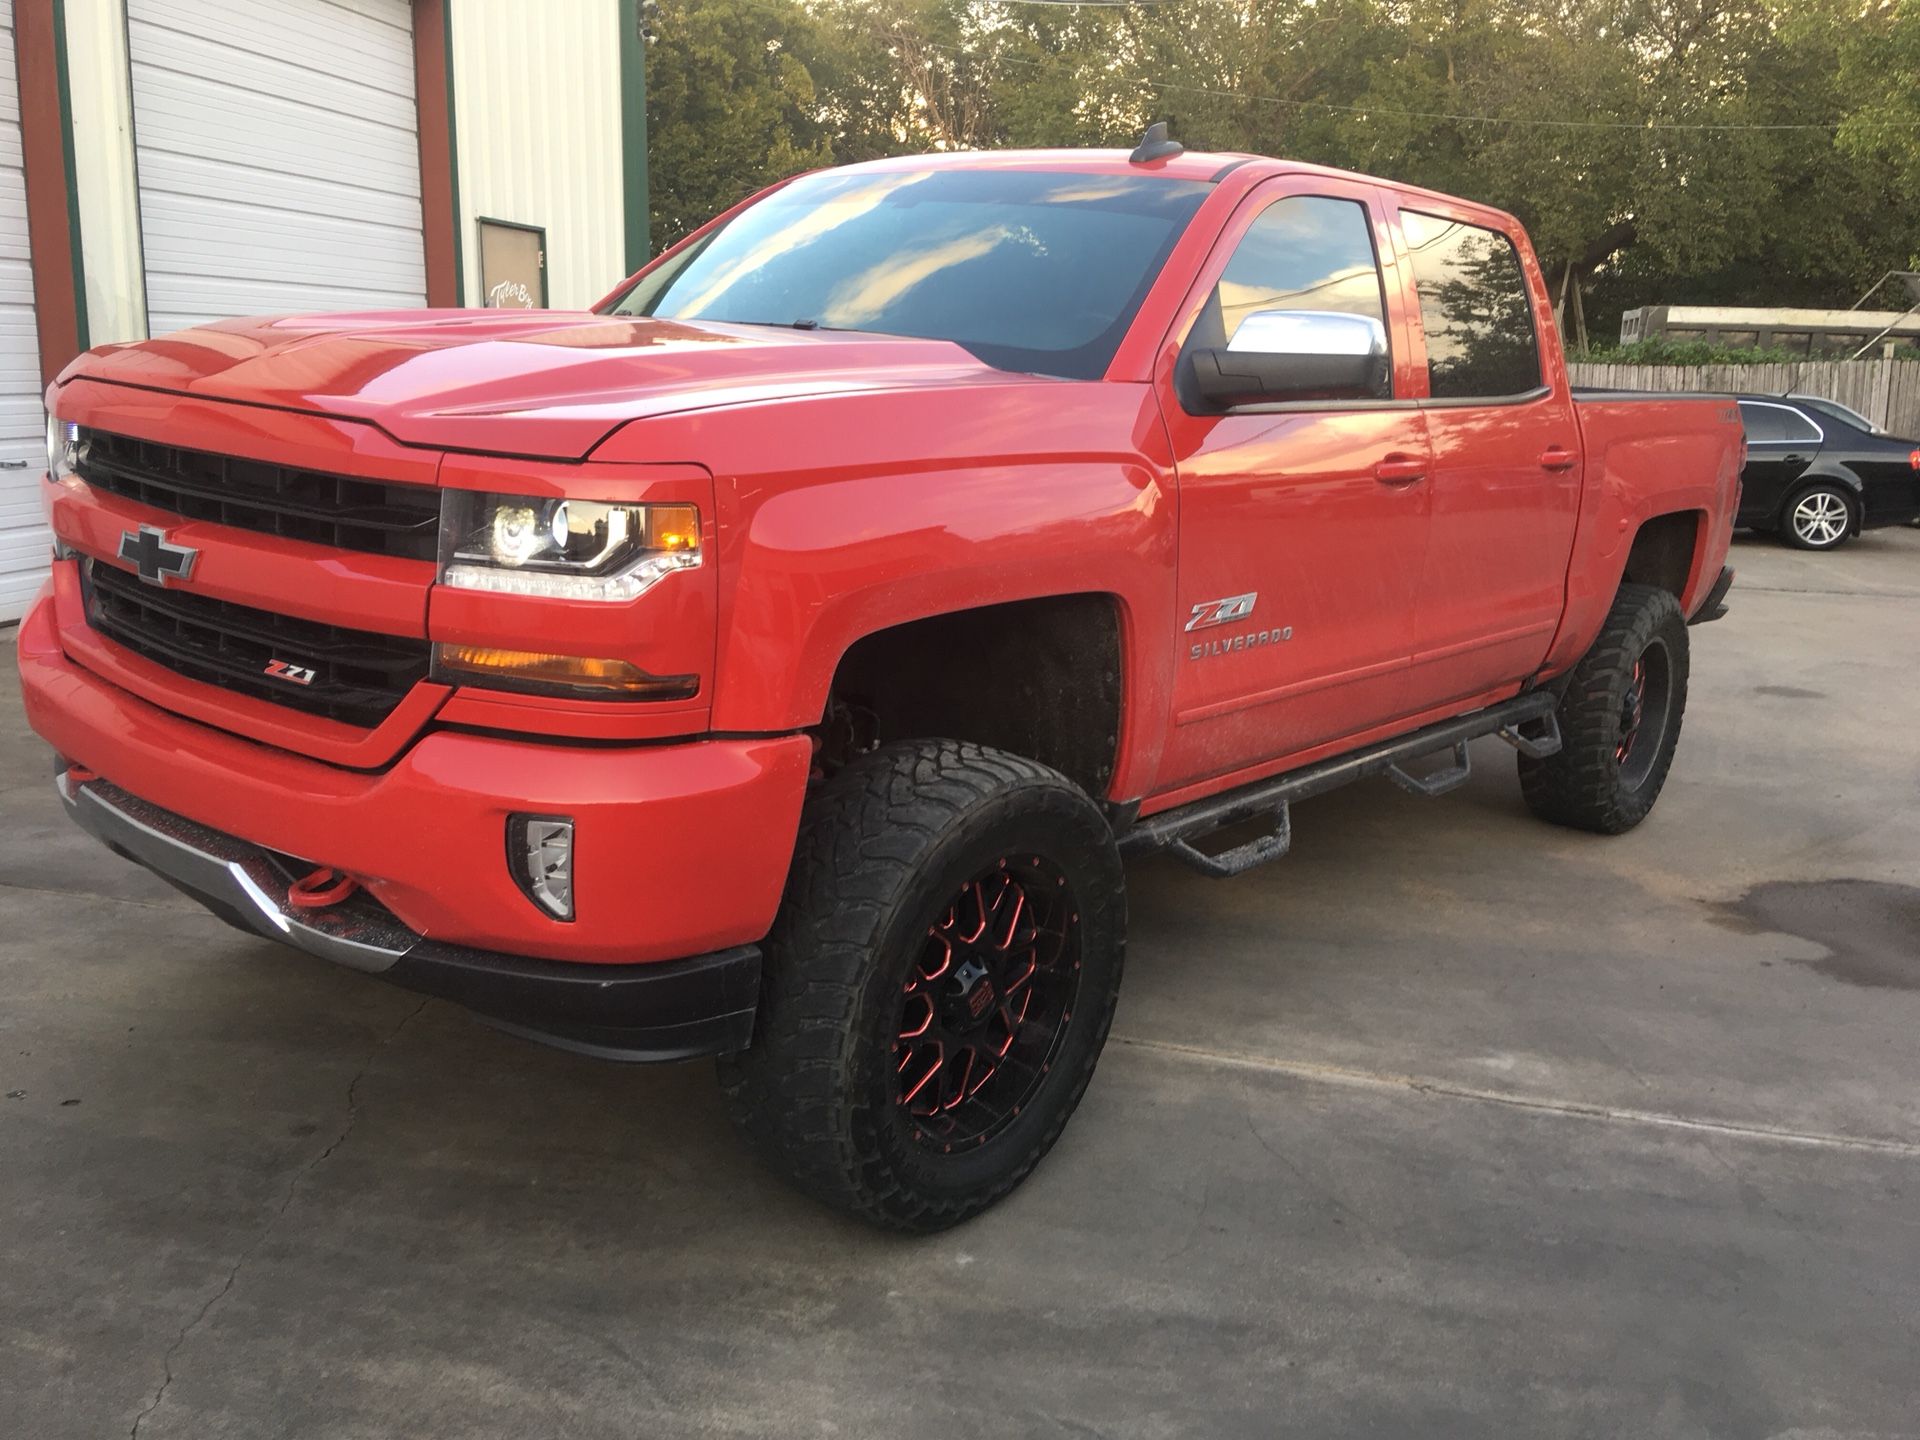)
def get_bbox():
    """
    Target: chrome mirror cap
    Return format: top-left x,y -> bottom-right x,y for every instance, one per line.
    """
1226,309 -> 1388,358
